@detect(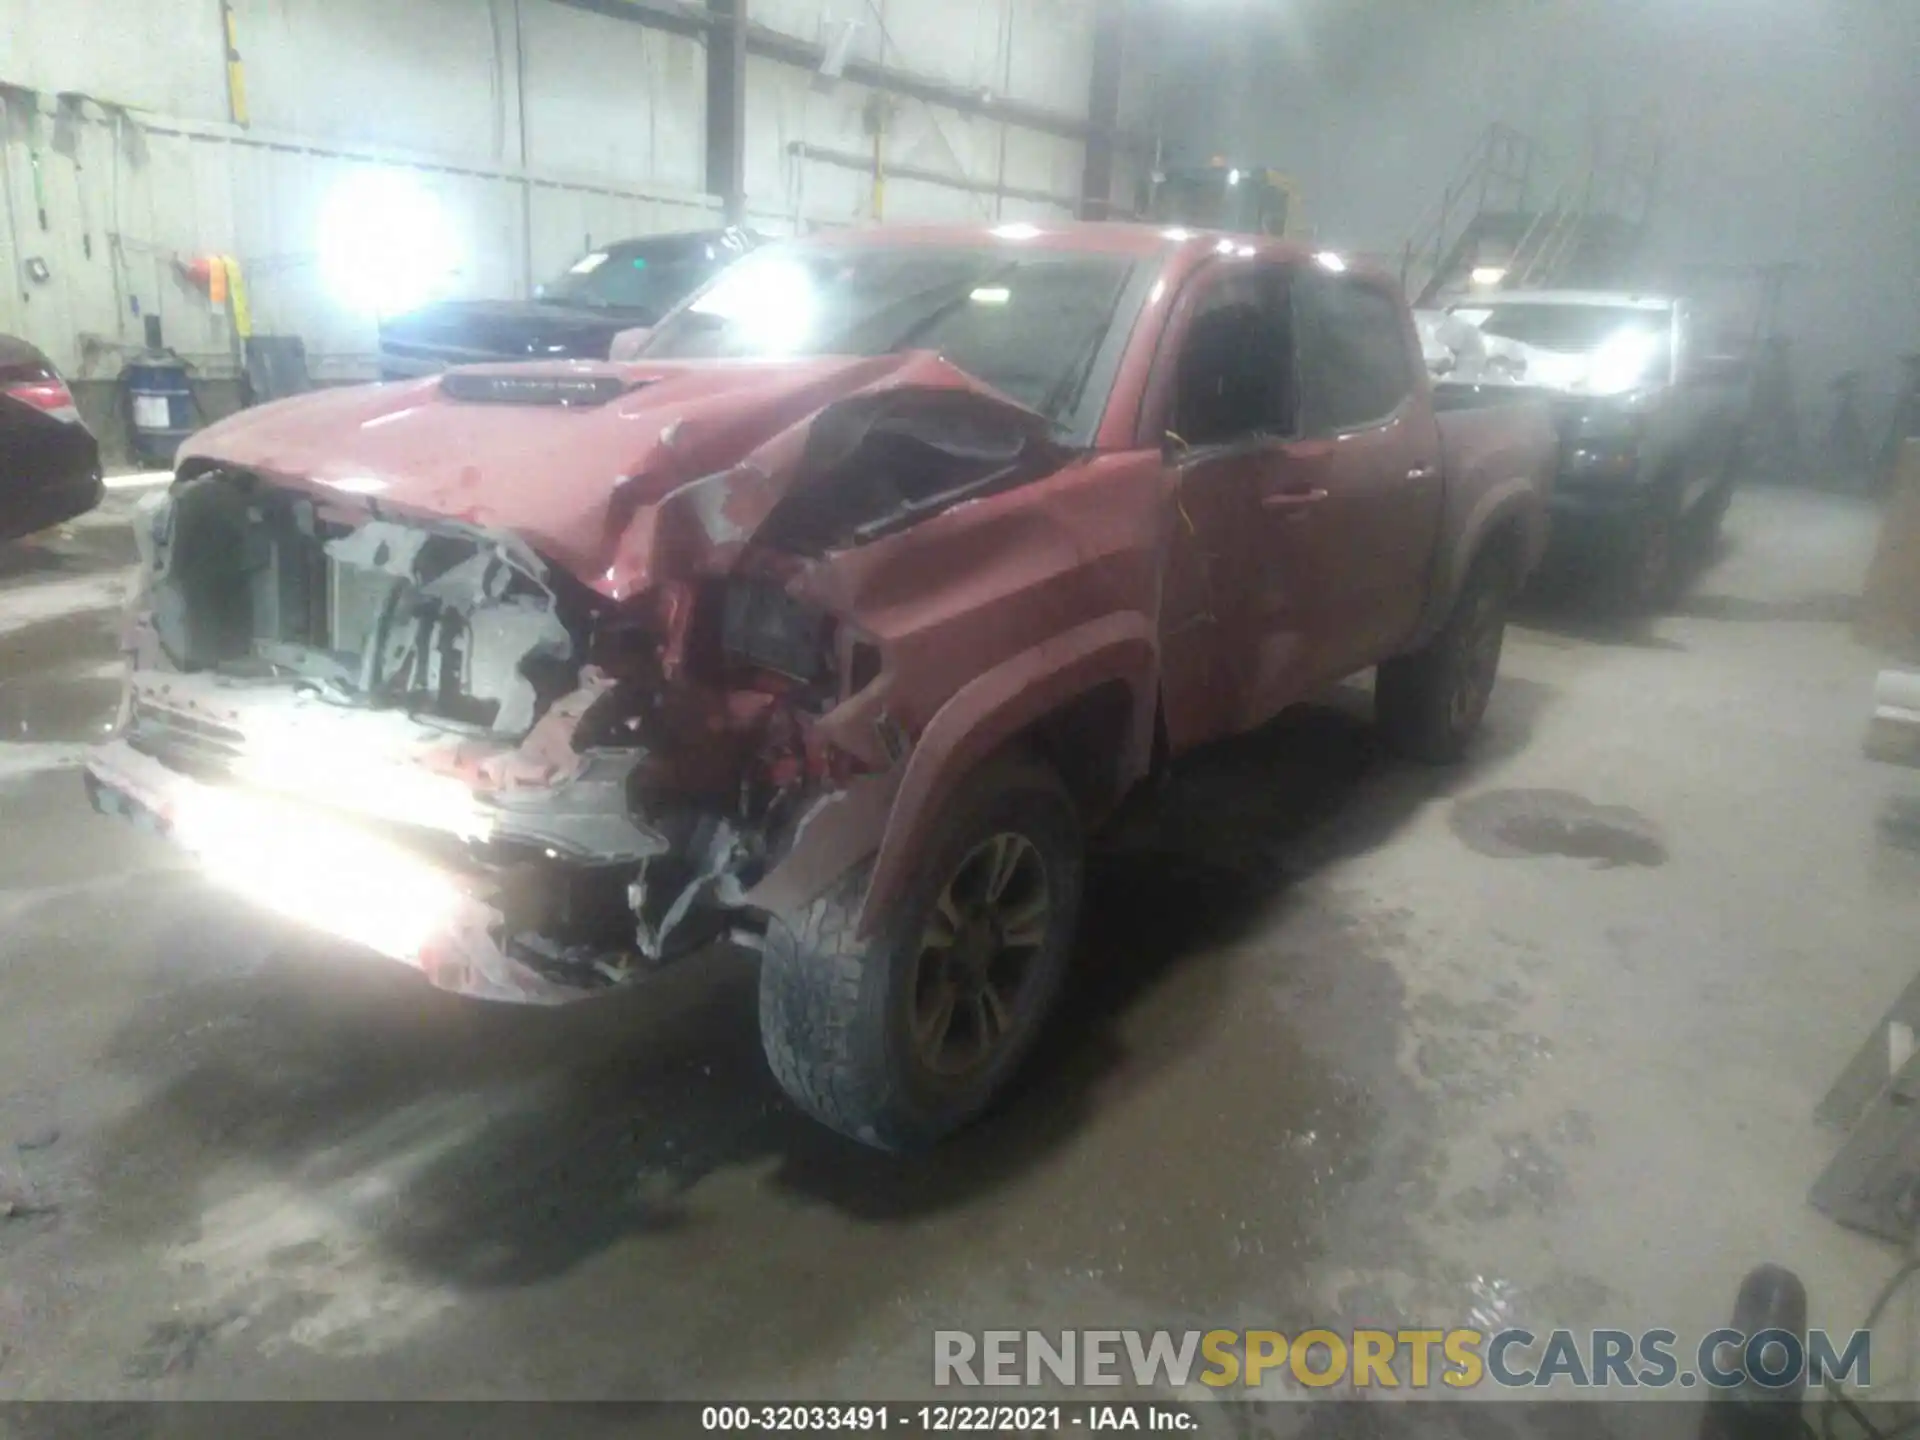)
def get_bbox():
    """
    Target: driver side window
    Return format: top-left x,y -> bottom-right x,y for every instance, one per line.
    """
1171,267 -> 1295,449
